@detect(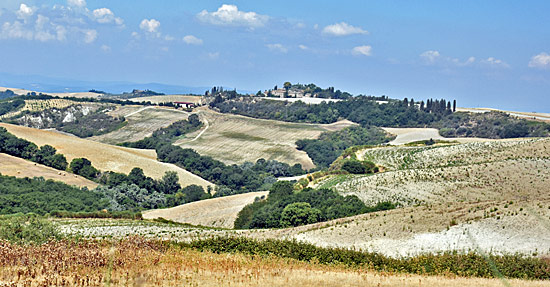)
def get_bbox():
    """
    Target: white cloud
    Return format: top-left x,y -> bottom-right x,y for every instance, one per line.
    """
183,35 -> 203,45
0,21 -> 33,40
164,35 -> 175,41
140,18 -> 160,33
528,52 -> 550,69
0,2 -> 125,44
322,22 -> 368,36
298,44 -> 308,50
101,44 -> 111,52
266,43 -> 288,53
481,57 -> 509,68
83,29 -> 97,43
197,4 -> 268,28
420,50 -> 476,66
67,0 -> 86,8
352,45 -> 372,56
17,4 -> 35,20
92,8 -> 123,25
420,50 -> 441,64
